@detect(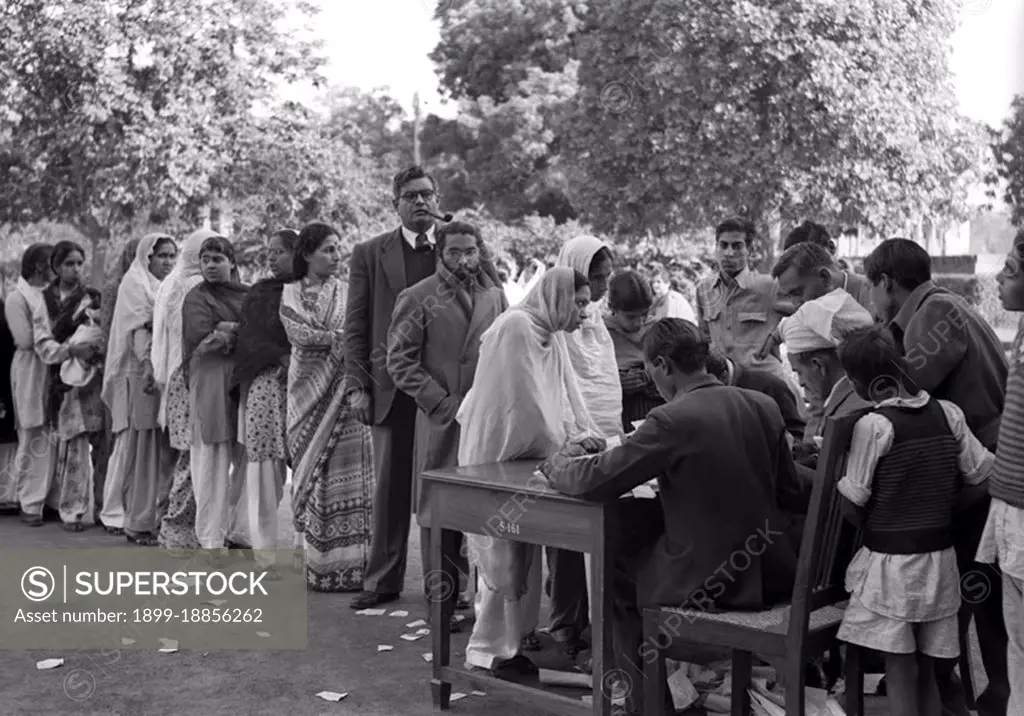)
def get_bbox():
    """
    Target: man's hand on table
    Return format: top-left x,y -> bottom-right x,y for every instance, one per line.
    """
538,437 -> 606,479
